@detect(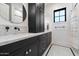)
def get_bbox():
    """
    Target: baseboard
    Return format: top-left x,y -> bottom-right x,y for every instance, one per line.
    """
53,43 -> 72,48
